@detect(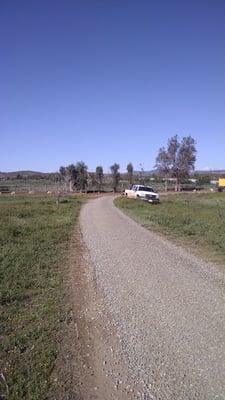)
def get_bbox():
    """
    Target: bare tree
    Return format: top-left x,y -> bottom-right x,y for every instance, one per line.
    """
155,135 -> 197,191
126,162 -> 133,185
95,166 -> 104,192
110,163 -> 120,192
